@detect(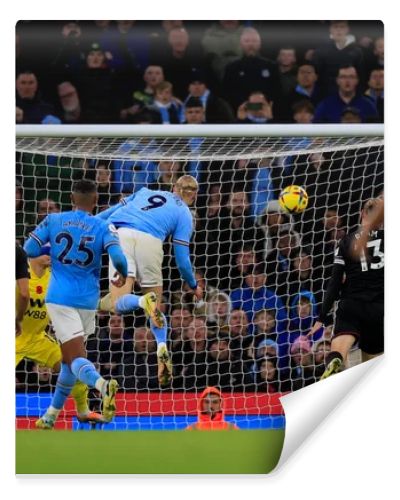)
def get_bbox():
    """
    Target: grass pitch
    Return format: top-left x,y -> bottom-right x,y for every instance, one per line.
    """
16,429 -> 284,474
